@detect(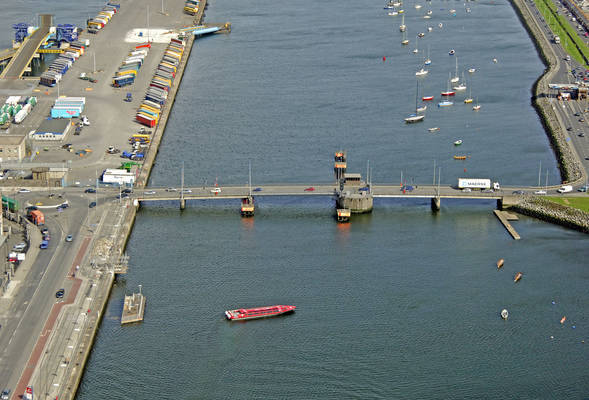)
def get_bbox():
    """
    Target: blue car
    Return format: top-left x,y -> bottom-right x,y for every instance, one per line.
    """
40,240 -> 49,249
253,187 -> 263,192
